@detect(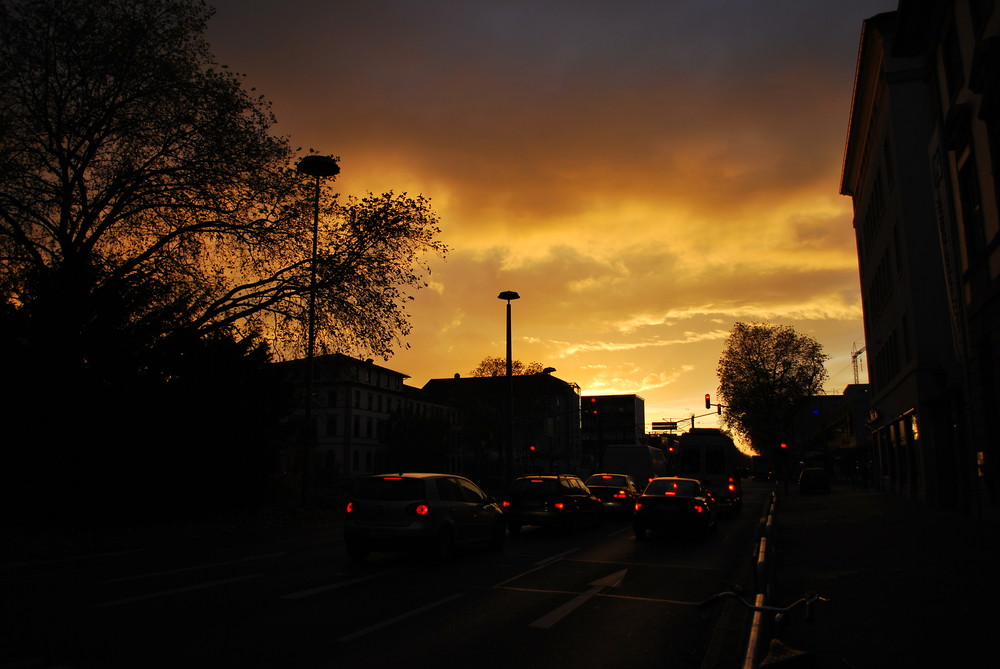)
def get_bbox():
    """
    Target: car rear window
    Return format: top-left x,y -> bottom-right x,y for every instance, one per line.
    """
586,475 -> 628,487
510,478 -> 560,497
645,479 -> 700,496
354,476 -> 425,501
